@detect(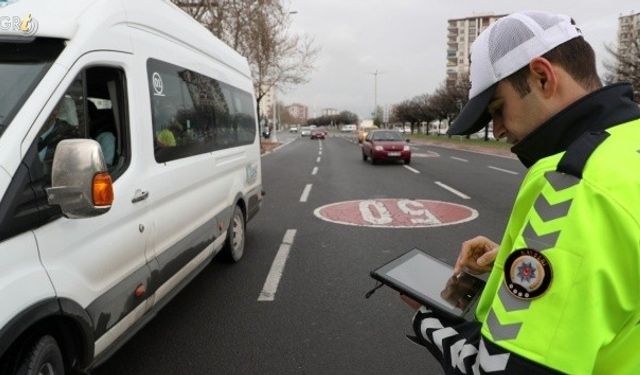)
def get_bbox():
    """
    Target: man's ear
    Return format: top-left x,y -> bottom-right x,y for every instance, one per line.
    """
528,57 -> 557,98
